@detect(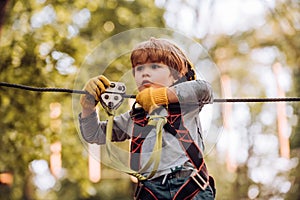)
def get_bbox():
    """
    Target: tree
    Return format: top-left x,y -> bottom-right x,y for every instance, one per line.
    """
0,0 -> 165,199
158,0 -> 300,199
